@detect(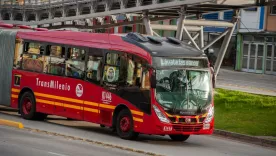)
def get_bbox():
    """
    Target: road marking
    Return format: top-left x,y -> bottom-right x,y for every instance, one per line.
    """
48,152 -> 69,156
